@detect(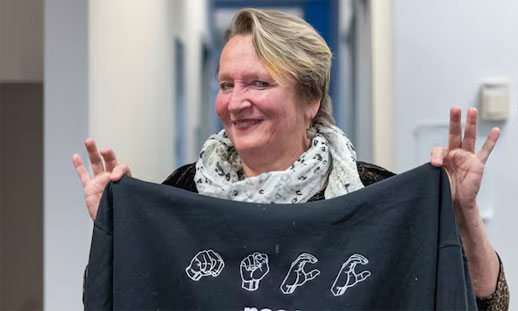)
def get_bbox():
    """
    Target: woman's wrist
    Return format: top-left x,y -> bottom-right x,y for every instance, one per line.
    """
454,201 -> 499,297
454,198 -> 493,236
